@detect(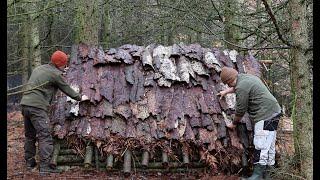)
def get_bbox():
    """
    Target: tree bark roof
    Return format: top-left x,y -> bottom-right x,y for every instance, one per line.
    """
50,43 -> 261,171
